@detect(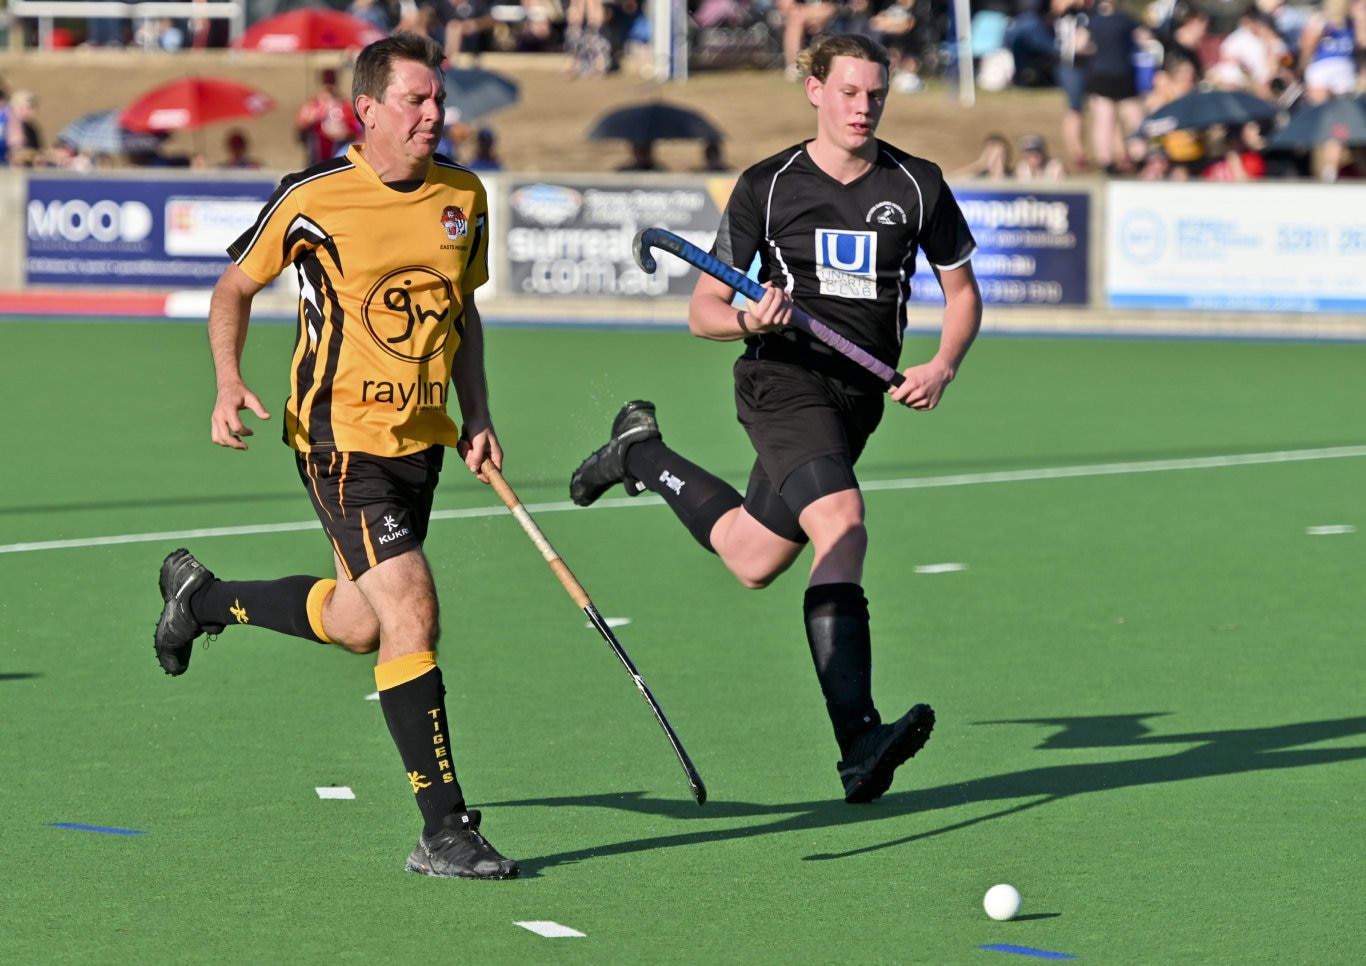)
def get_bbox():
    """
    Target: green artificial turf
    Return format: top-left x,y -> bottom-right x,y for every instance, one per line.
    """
2,319 -> 1363,963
